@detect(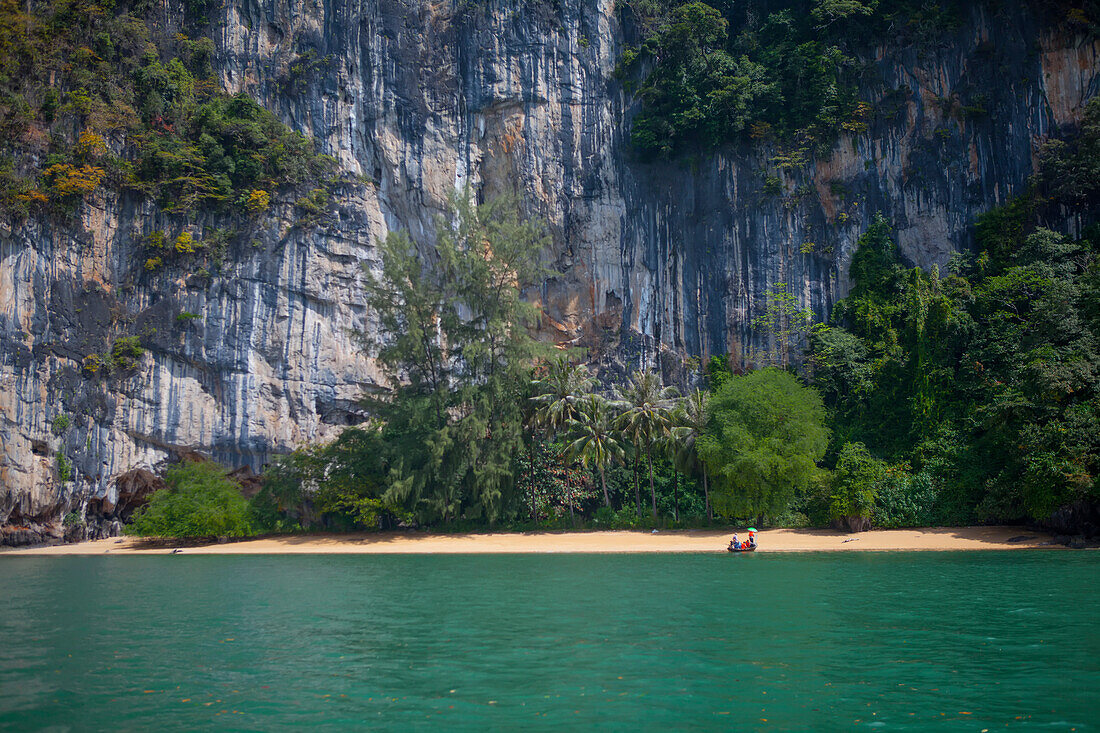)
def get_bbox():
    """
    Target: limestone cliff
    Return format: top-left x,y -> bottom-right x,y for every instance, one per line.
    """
1,0 -> 1097,542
